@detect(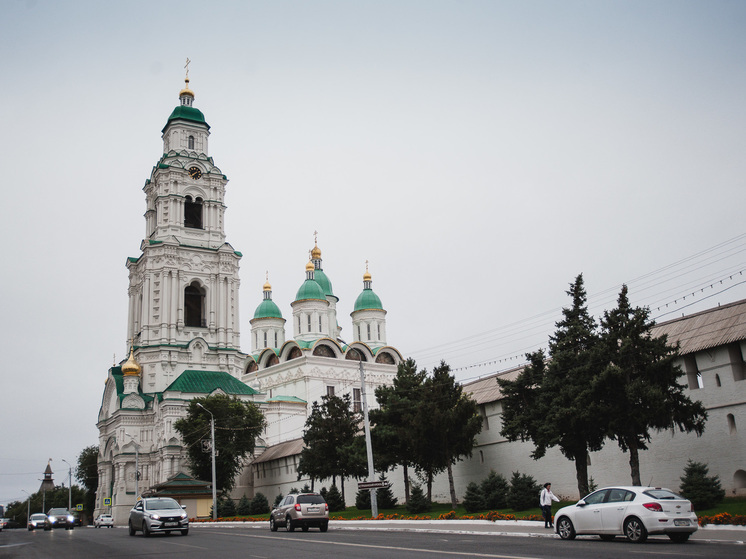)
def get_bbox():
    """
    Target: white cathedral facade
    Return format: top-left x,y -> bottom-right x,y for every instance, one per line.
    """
95,78 -> 402,523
